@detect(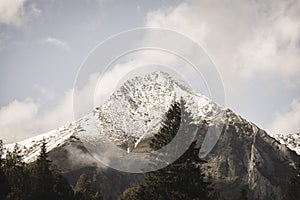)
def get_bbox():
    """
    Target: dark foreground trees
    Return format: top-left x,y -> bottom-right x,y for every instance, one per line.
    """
74,173 -> 101,200
0,140 -> 10,199
284,164 -> 300,200
118,99 -> 215,200
0,139 -> 100,200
